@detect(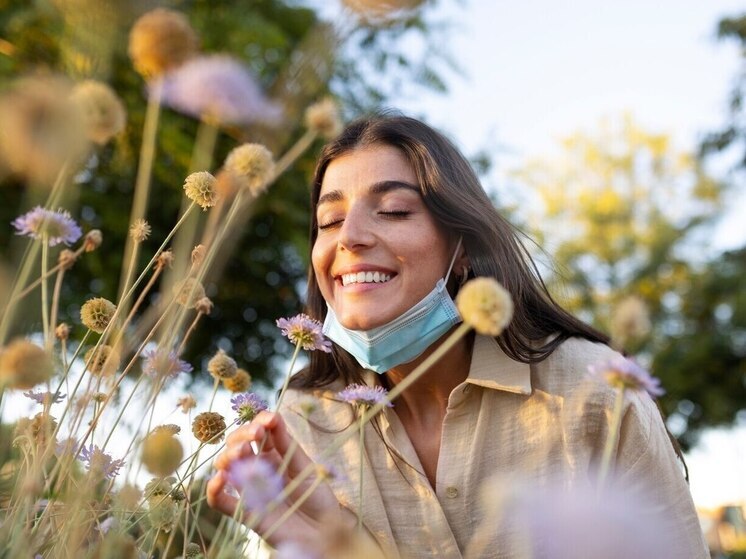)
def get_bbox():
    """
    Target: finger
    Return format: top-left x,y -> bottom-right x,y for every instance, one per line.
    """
206,471 -> 240,517
213,441 -> 254,470
264,413 -> 315,475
